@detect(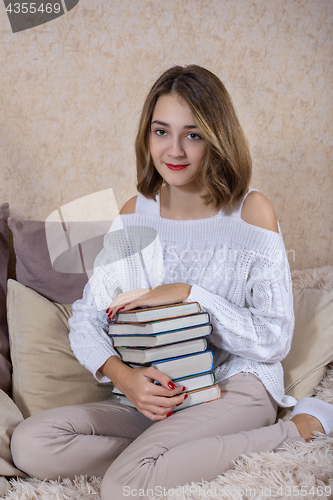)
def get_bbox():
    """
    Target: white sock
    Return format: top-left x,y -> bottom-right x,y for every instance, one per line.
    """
292,397 -> 333,435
